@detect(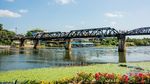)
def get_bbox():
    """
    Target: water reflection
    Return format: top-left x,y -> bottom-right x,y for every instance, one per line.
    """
0,46 -> 150,71
64,50 -> 73,61
0,49 -> 12,56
